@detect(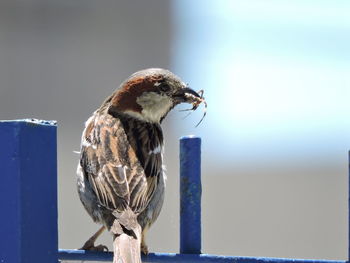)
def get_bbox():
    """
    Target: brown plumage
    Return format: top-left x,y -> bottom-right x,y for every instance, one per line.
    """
77,68 -> 206,263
